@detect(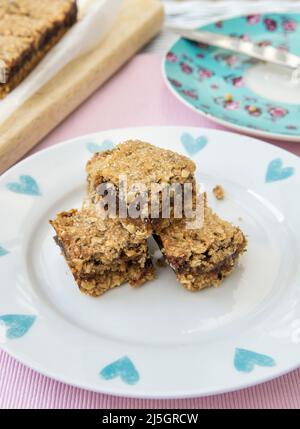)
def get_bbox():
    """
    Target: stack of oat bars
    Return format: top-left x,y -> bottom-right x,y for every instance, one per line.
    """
50,141 -> 247,296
